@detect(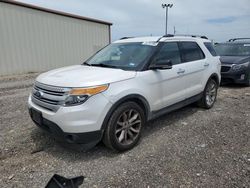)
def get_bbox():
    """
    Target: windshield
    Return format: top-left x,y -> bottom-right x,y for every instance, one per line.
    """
215,43 -> 250,56
85,42 -> 156,70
